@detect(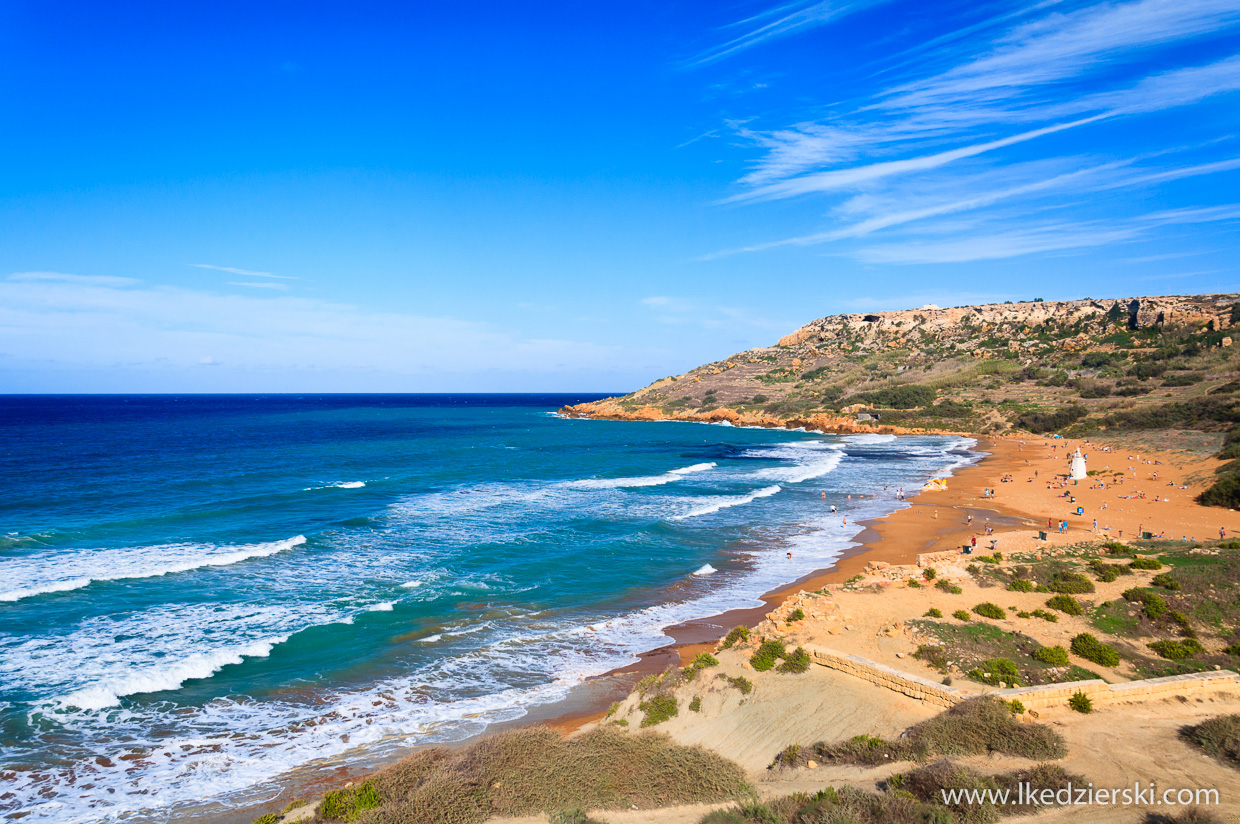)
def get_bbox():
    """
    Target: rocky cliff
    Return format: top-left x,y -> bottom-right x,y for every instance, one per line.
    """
561,293 -> 1240,440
